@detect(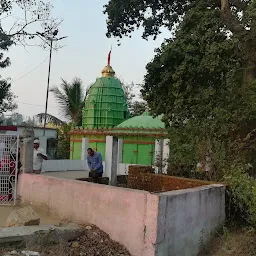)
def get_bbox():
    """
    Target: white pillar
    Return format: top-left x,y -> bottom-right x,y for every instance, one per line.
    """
154,139 -> 164,173
20,129 -> 34,173
162,139 -> 170,174
117,139 -> 123,163
105,136 -> 118,185
81,138 -> 89,160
